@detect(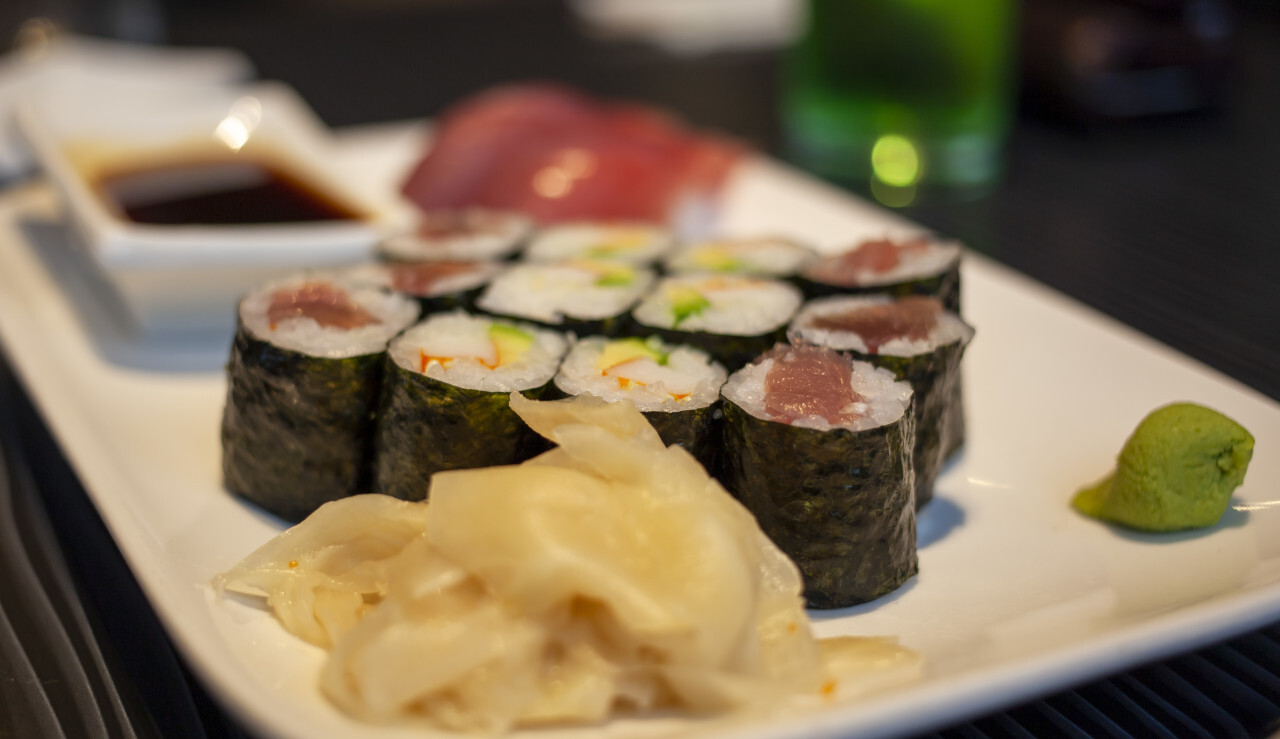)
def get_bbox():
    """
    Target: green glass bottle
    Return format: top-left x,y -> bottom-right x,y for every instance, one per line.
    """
783,0 -> 1016,205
